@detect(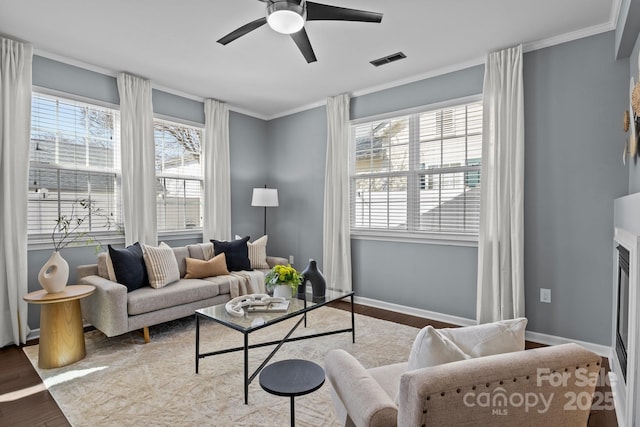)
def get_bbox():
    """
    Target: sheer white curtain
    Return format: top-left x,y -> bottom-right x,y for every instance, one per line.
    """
0,38 -> 32,346
203,99 -> 231,241
477,45 -> 525,323
323,94 -> 352,292
117,73 -> 157,246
